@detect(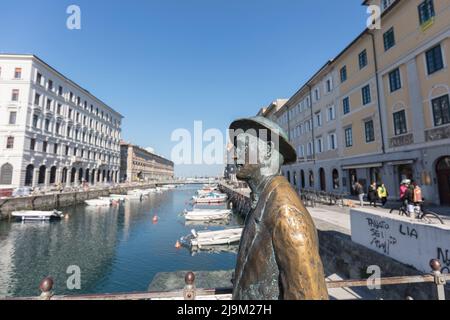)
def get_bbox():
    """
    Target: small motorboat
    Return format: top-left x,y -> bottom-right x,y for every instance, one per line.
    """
192,192 -> 228,204
85,198 -> 112,206
181,228 -> 243,248
108,194 -> 127,201
11,210 -> 65,221
184,208 -> 232,221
